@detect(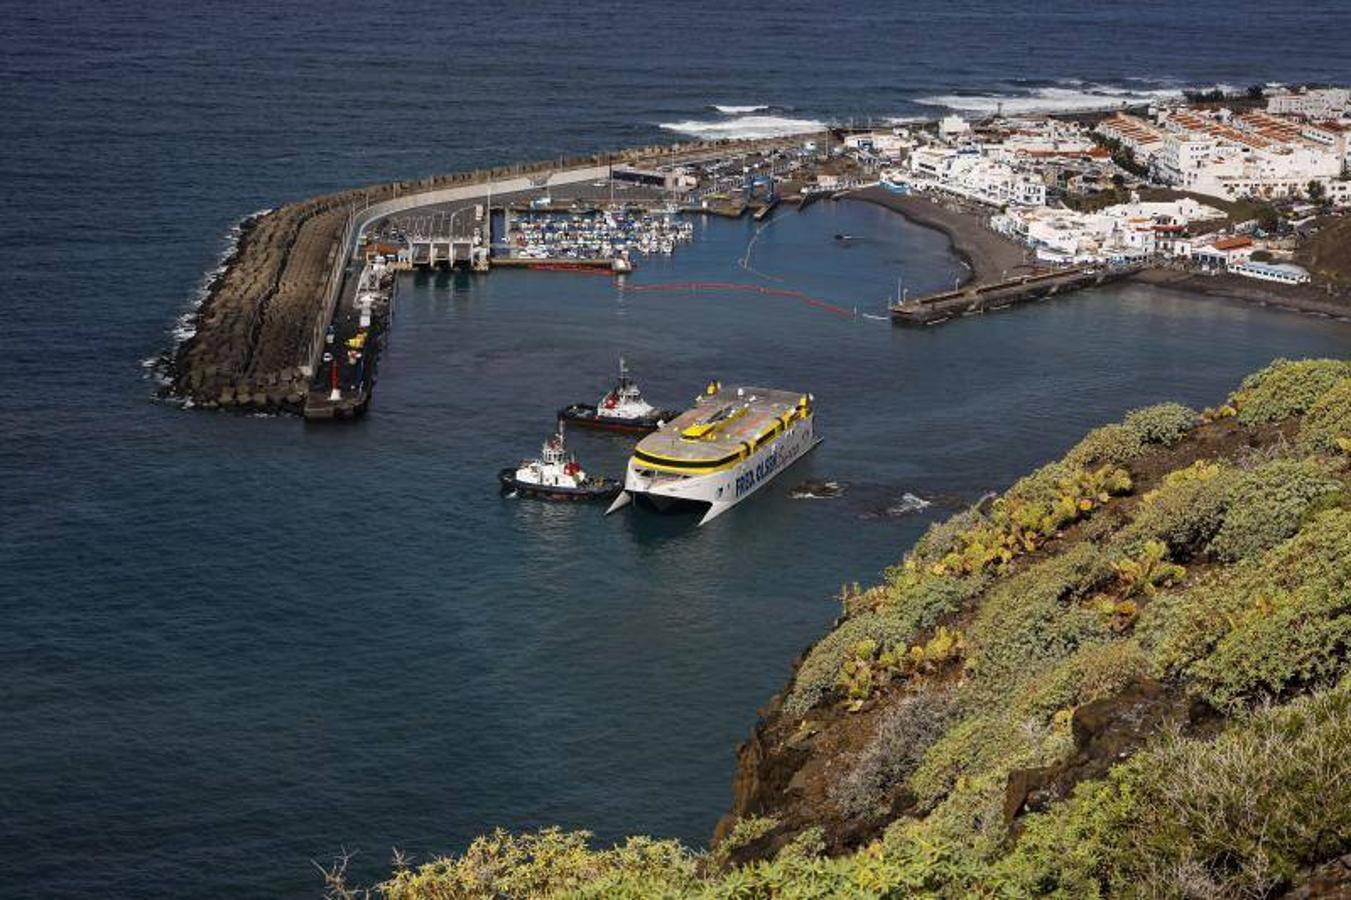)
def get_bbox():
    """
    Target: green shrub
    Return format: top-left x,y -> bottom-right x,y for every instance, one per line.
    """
964,543 -> 1117,702
711,815 -> 778,868
1064,424 -> 1144,469
1207,458 -> 1340,561
785,610 -> 918,717
1120,459 -> 1231,557
1004,461 -> 1072,507
911,506 -> 988,565
1142,509 -> 1351,710
997,677 -> 1351,897
376,828 -> 700,899
907,638 -> 1115,808
1297,375 -> 1351,453
1122,401 -> 1198,446
880,567 -> 986,631
1230,358 -> 1351,425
